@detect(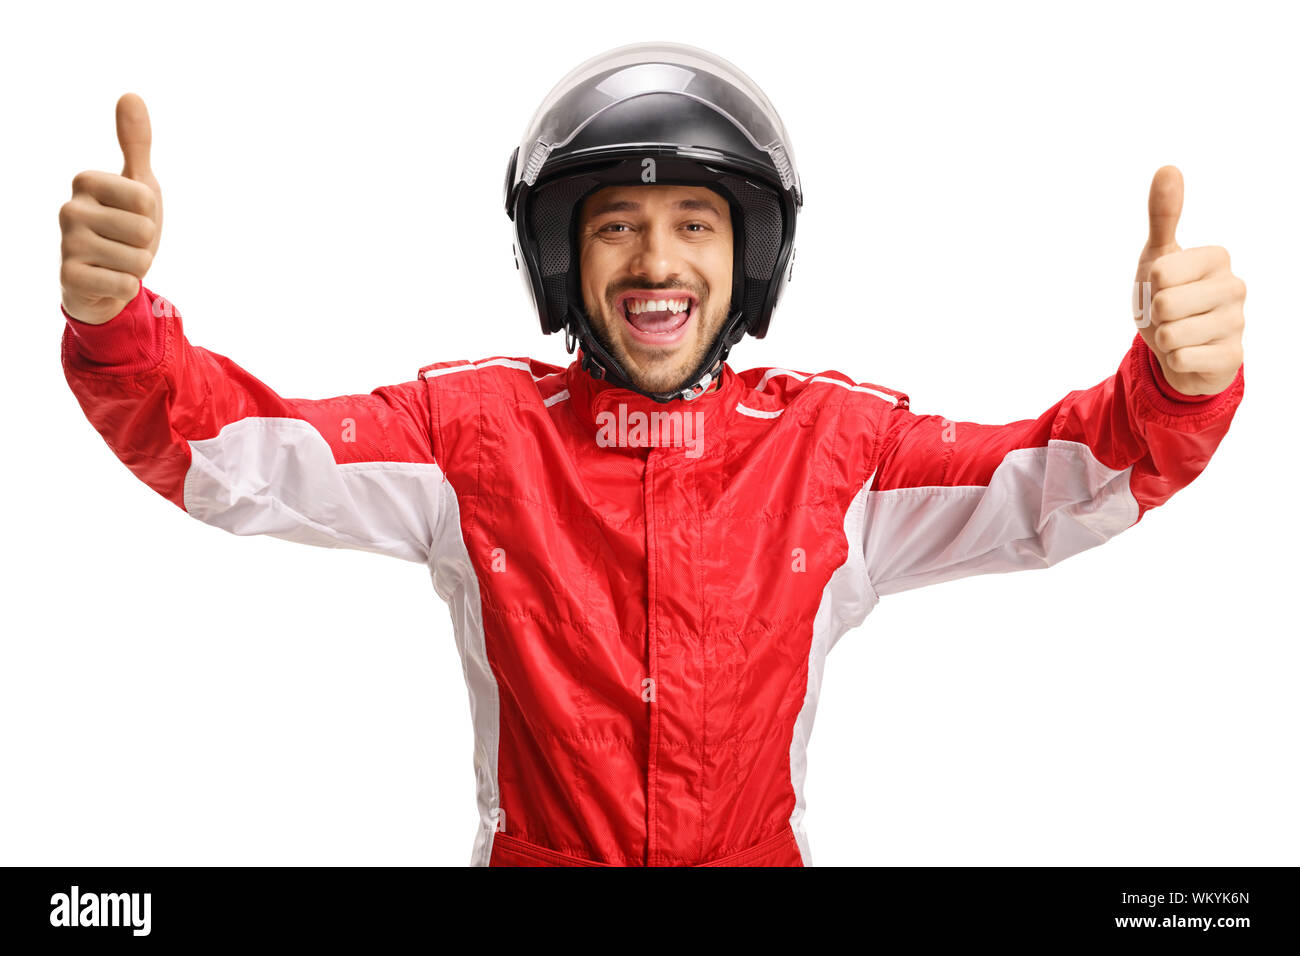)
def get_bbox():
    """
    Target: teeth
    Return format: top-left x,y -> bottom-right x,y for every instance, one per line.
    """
626,298 -> 691,315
